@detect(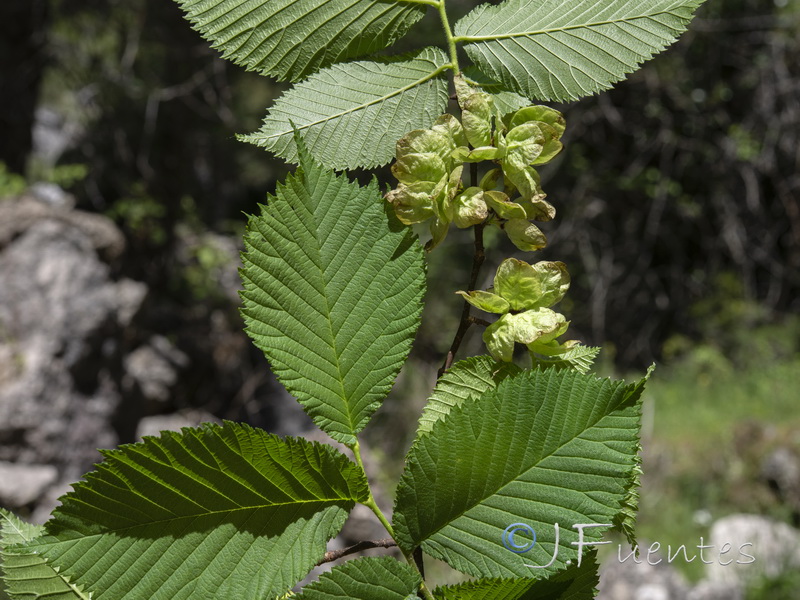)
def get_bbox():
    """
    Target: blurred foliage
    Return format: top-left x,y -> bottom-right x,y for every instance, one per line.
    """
105,187 -> 168,246
0,163 -> 27,198
40,0 -> 285,222
665,271 -> 800,369
36,163 -> 88,188
180,231 -> 237,303
0,160 -> 86,197
746,569 -> 800,600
